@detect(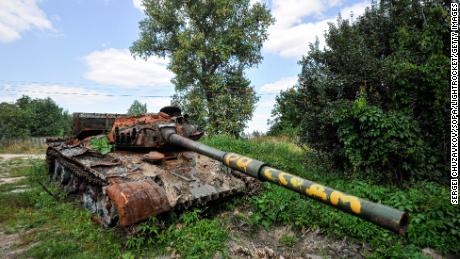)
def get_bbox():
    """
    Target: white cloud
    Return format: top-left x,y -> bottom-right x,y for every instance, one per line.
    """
265,18 -> 333,58
270,0 -> 330,29
247,75 -> 300,133
84,48 -> 174,88
132,0 -> 144,12
265,0 -> 370,58
248,76 -> 298,133
260,76 -> 297,93
245,98 -> 276,133
0,0 -> 54,43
